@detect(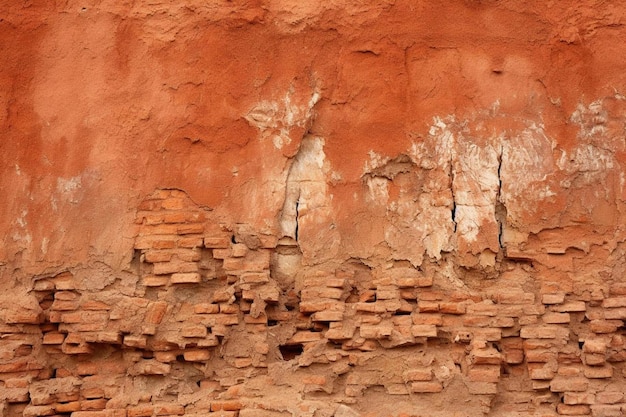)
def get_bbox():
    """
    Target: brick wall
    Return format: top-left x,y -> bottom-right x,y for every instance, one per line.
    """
1,189 -> 625,417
